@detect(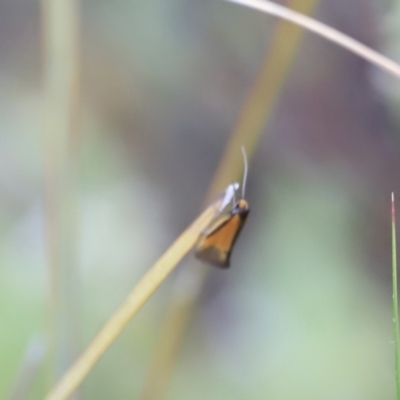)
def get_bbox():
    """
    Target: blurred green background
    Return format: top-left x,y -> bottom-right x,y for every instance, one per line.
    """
1,0 -> 400,399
